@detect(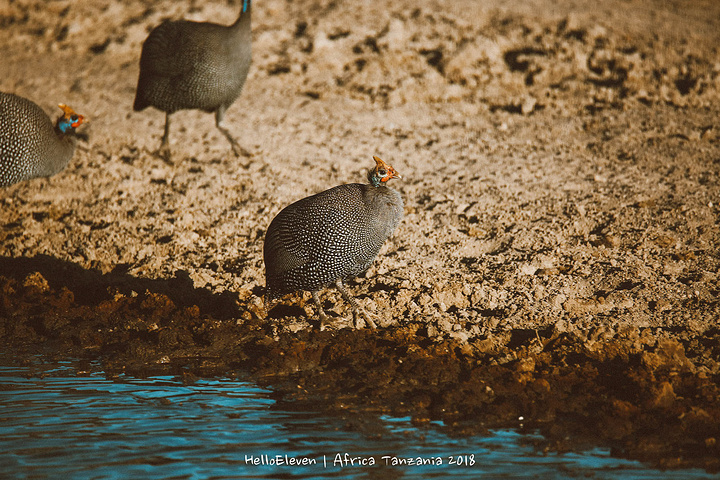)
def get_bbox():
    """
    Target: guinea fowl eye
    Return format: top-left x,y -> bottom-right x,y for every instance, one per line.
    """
71,115 -> 78,121
378,168 -> 387,176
